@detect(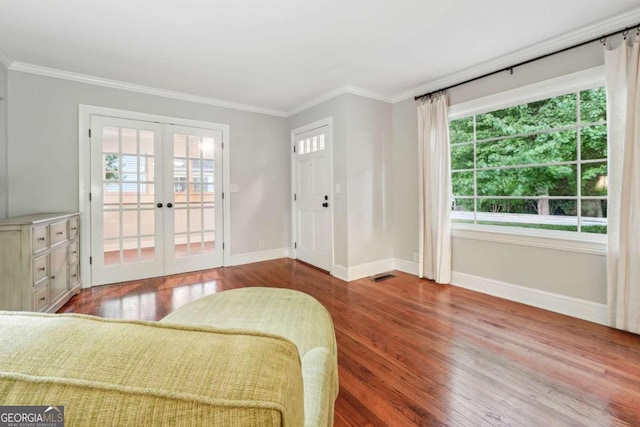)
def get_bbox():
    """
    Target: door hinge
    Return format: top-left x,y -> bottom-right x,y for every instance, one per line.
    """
222,242 -> 225,249
222,142 -> 224,149
294,193 -> 296,201
222,192 -> 225,200
89,192 -> 92,201
294,242 -> 297,249
293,145 -> 296,153
88,129 -> 91,138
89,256 -> 93,265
